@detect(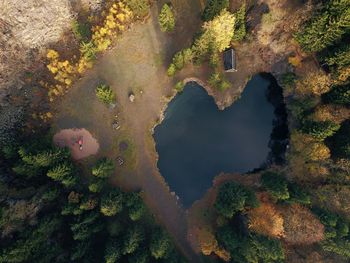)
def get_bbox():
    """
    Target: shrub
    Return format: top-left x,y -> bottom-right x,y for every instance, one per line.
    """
167,63 -> 176,77
72,20 -> 91,42
125,0 -> 150,19
175,81 -> 185,92
80,41 -> 97,61
158,4 -> 175,32
95,84 -> 116,104
208,73 -> 231,91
